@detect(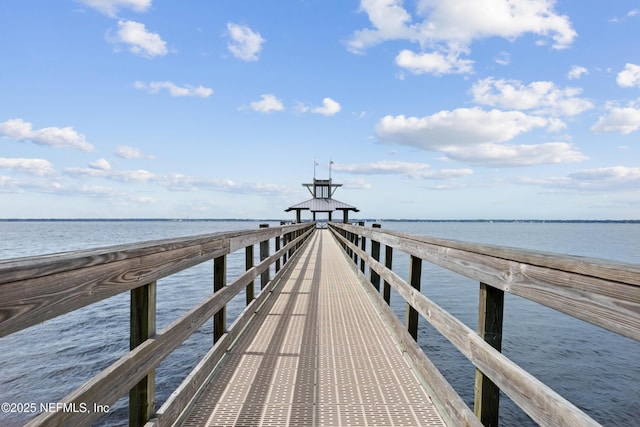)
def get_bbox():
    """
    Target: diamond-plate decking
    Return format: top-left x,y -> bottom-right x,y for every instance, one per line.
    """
180,229 -> 447,427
